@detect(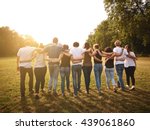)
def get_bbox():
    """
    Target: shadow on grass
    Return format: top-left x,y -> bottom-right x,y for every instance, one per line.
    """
1,87 -> 150,113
